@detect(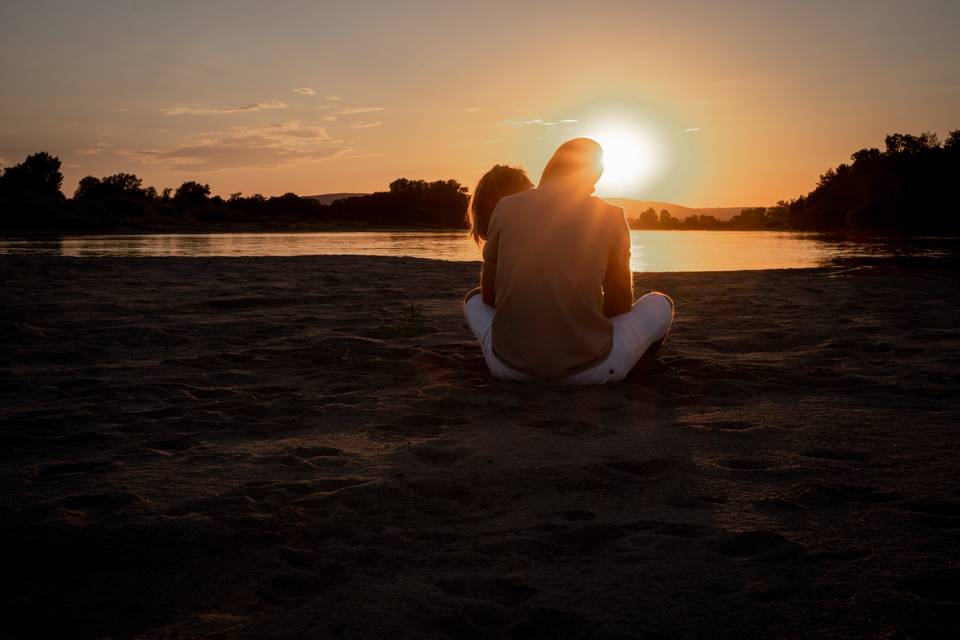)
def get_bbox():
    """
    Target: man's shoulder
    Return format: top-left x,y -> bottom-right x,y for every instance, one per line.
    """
587,195 -> 625,218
